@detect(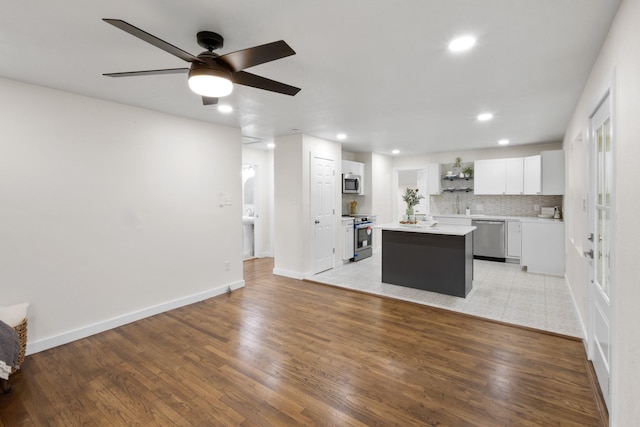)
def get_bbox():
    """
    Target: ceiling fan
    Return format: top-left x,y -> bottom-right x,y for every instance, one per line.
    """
102,19 -> 301,105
